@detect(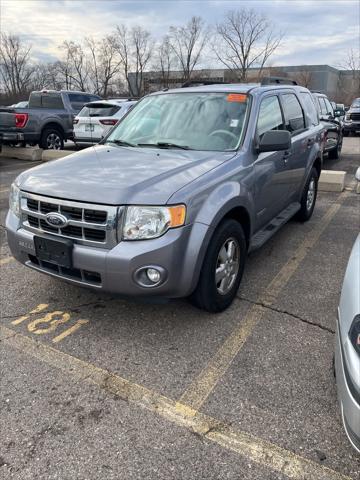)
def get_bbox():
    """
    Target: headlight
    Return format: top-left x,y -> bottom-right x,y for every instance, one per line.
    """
9,183 -> 20,217
349,314 -> 360,356
122,205 -> 186,240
